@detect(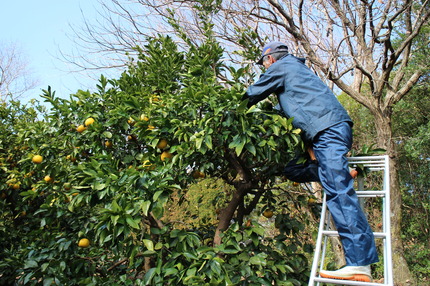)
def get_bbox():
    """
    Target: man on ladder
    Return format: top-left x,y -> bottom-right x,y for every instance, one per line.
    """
242,41 -> 379,282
